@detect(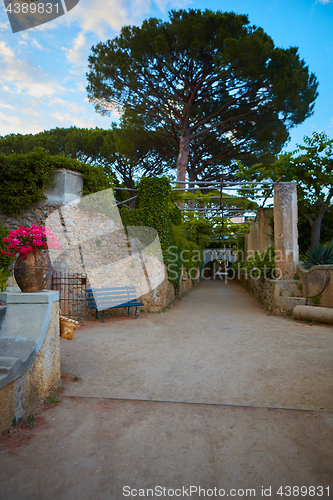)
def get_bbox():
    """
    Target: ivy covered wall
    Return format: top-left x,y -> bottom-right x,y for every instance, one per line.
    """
120,176 -> 208,291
